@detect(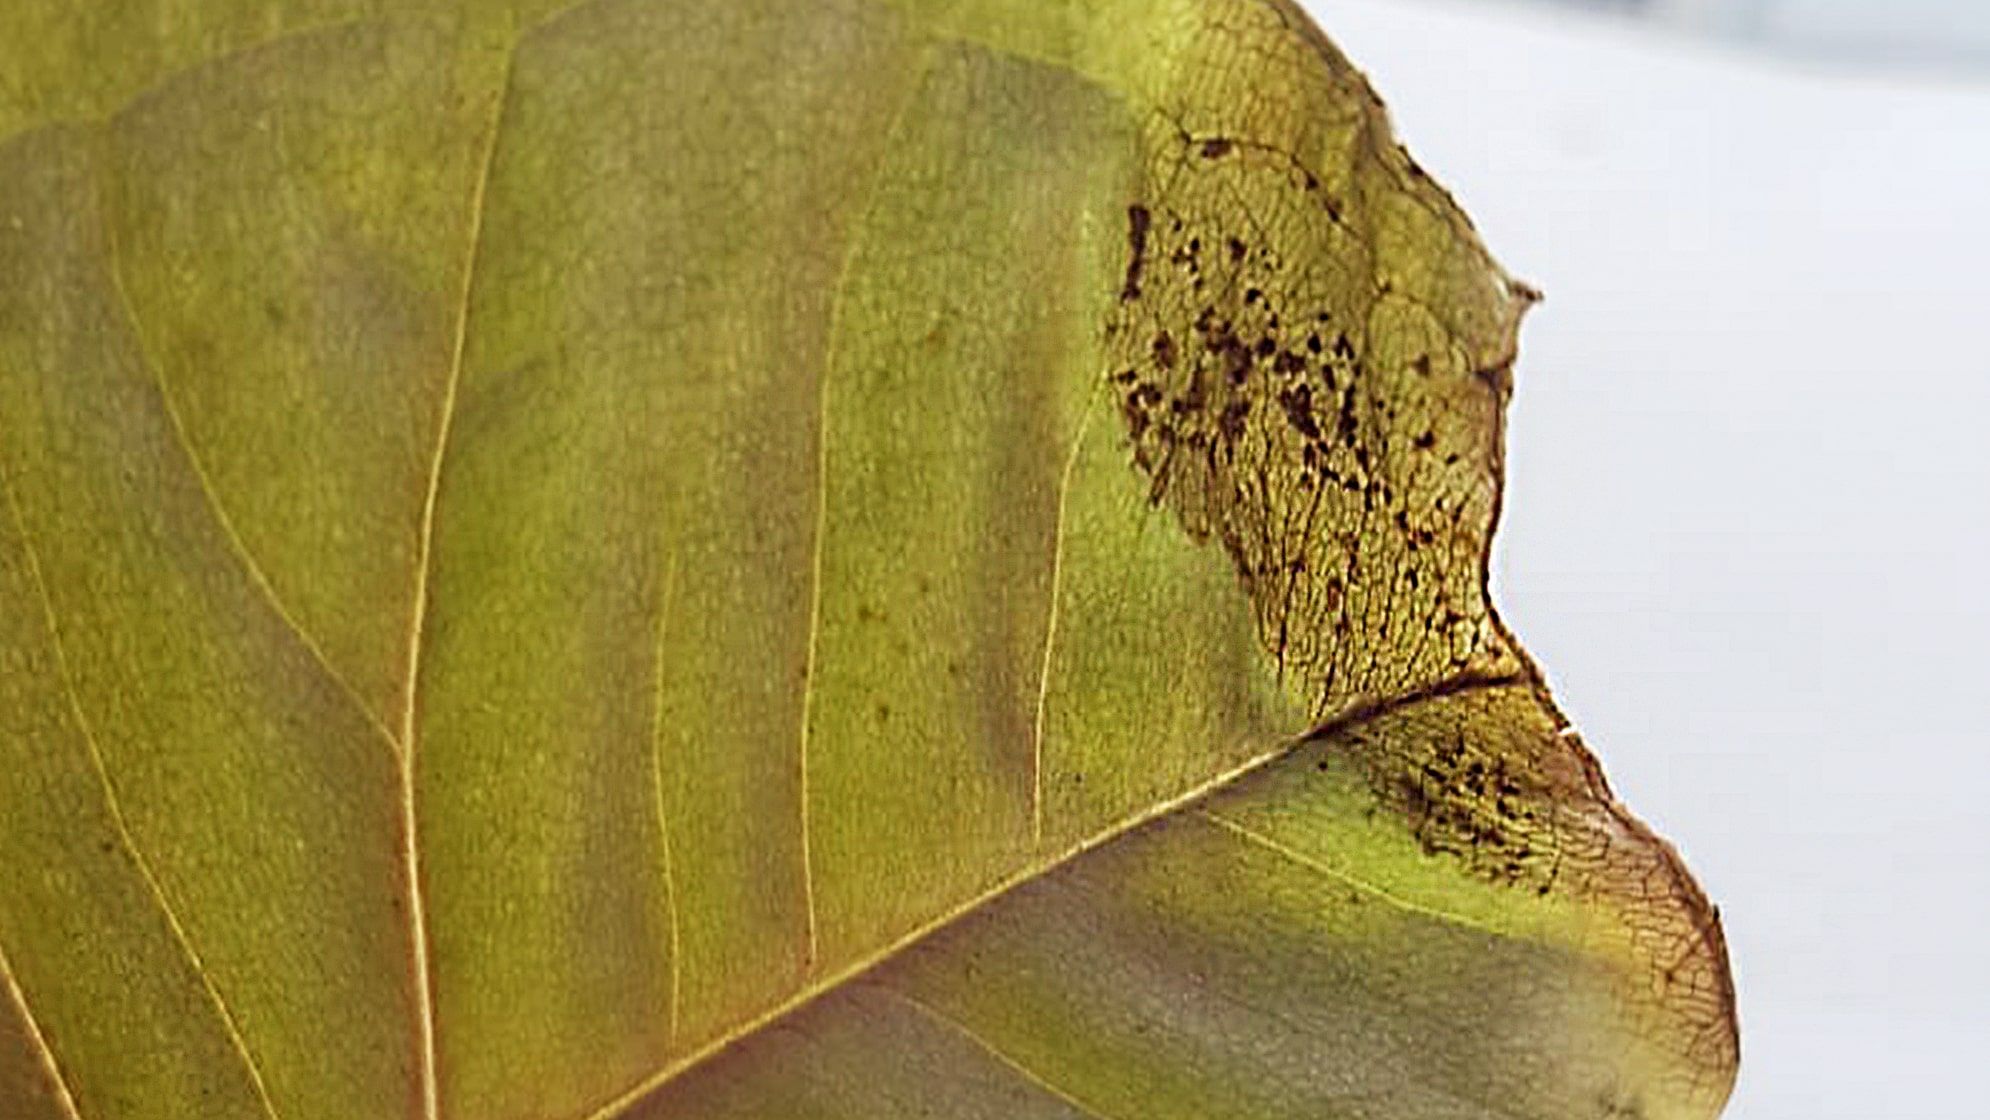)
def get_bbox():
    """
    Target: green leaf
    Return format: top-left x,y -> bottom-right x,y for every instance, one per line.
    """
0,1 -> 1737,1118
